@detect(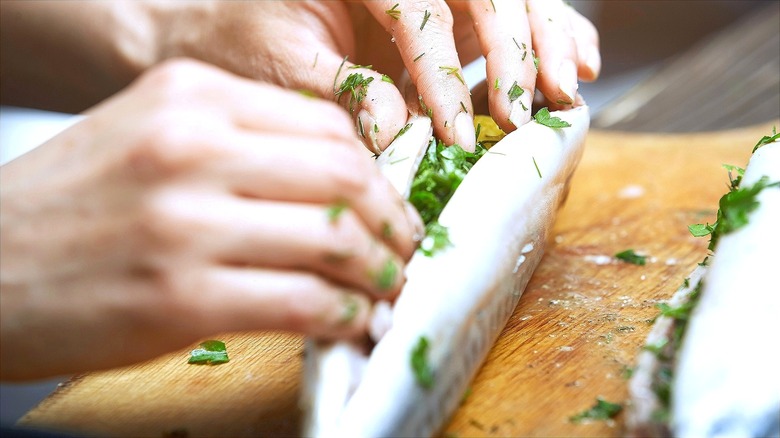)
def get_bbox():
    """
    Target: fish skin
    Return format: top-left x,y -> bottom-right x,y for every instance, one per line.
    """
302,107 -> 590,437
